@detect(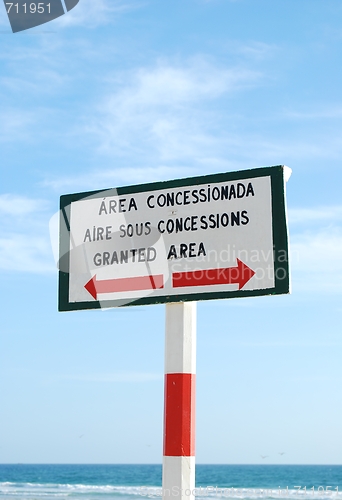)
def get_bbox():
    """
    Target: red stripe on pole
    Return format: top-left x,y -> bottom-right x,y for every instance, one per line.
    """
163,373 -> 195,457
